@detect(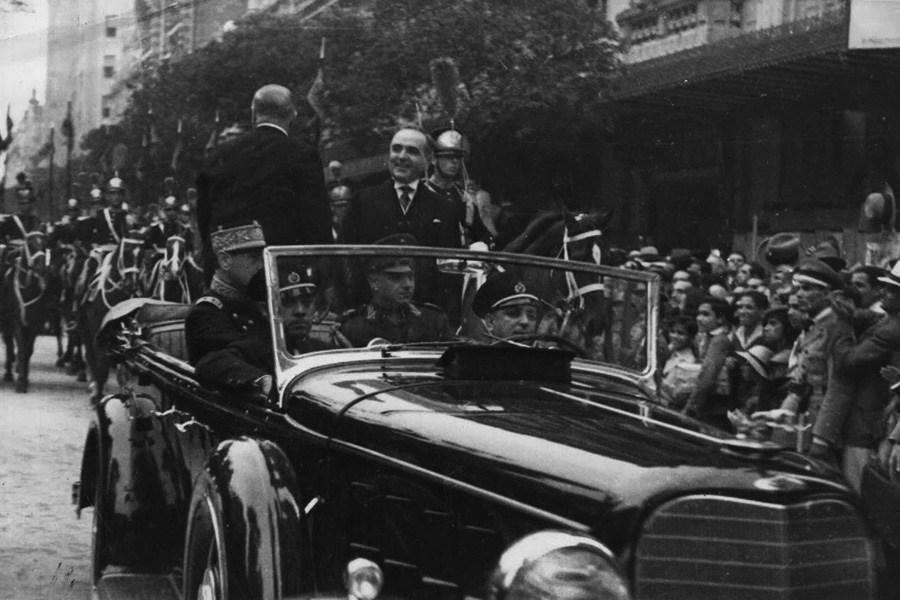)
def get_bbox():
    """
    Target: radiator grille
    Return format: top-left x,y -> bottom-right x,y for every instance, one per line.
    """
635,495 -> 874,600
